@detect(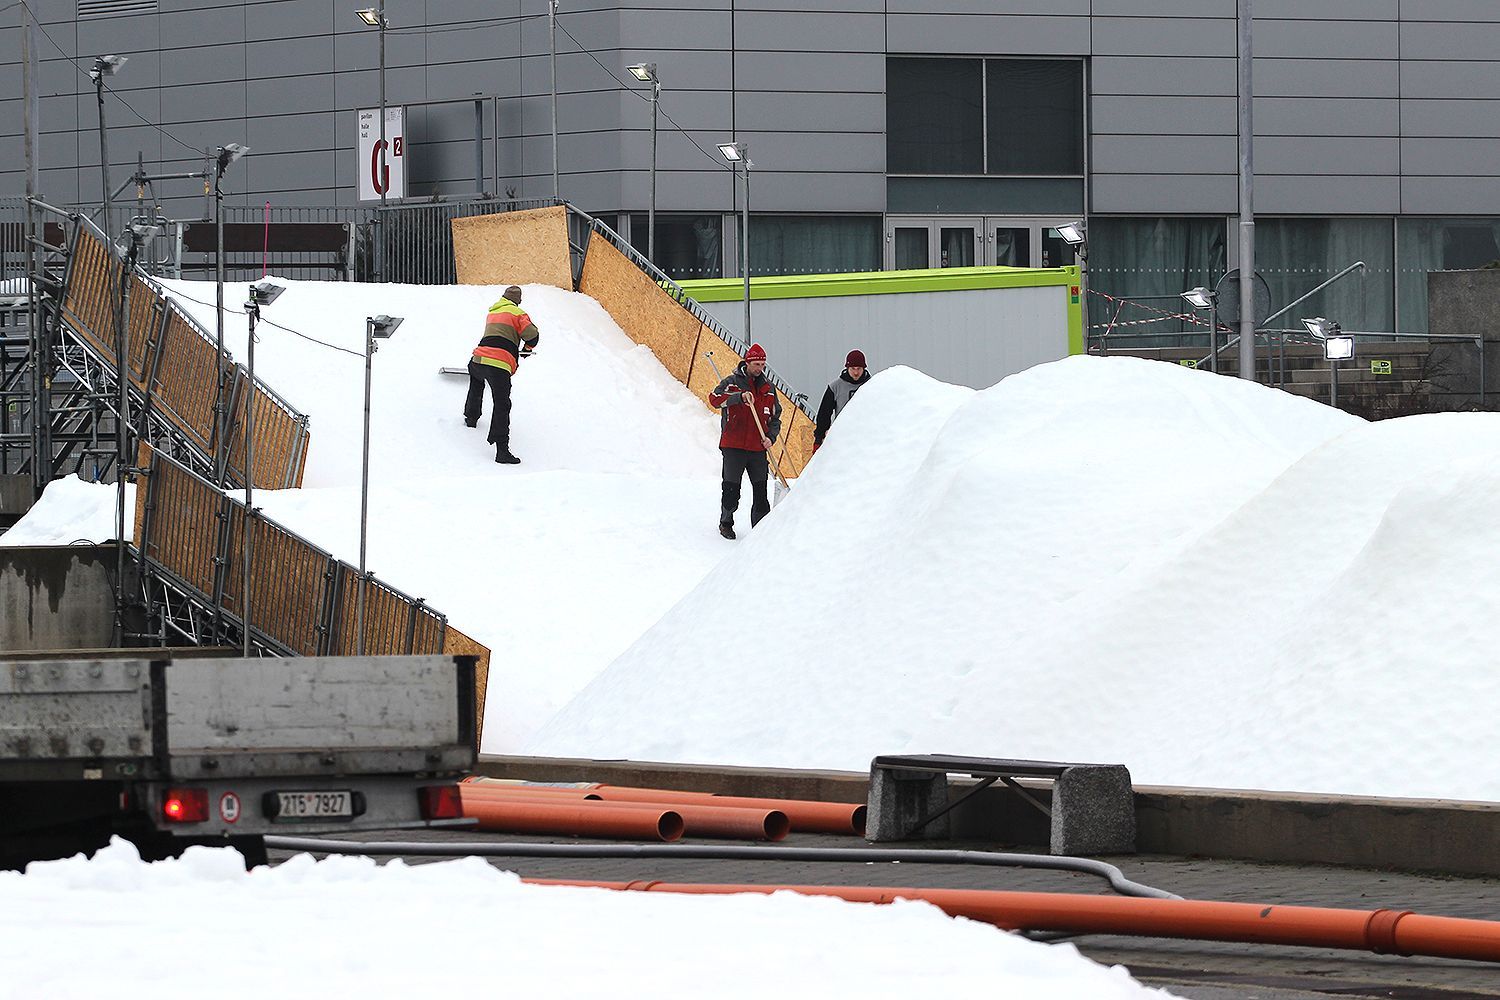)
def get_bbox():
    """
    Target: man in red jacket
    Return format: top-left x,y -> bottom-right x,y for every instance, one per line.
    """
708,343 -> 781,539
